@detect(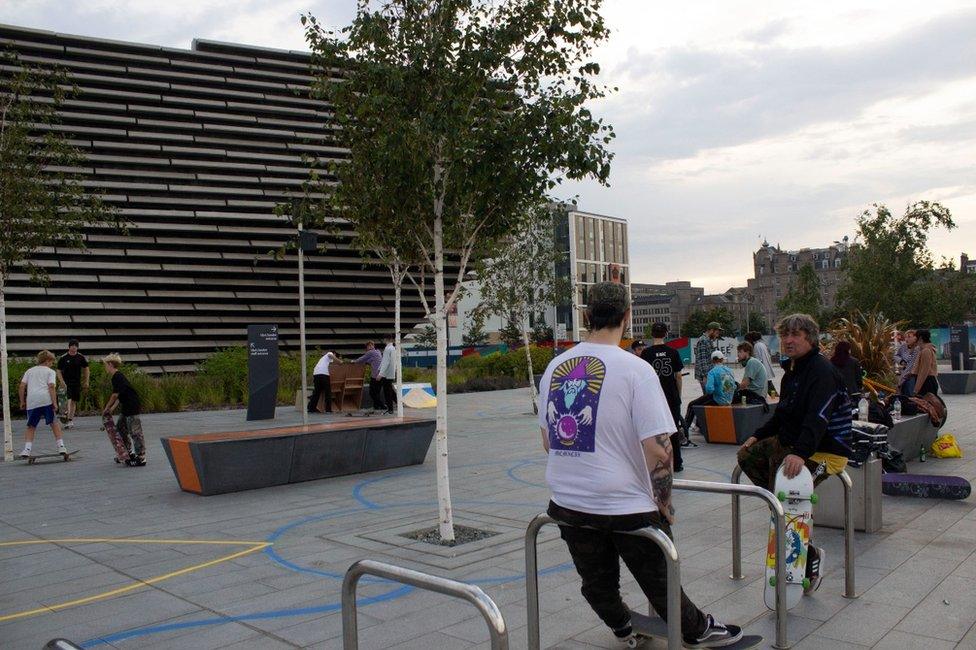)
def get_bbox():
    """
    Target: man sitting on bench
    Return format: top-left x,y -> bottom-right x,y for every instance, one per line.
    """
737,313 -> 853,594
538,281 -> 742,648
